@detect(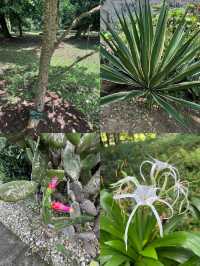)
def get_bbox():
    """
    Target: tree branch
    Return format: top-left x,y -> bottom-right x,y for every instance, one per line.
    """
54,5 -> 101,51
67,50 -> 98,71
